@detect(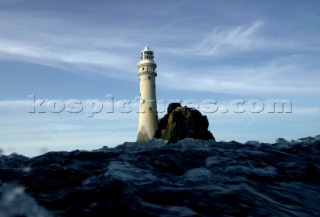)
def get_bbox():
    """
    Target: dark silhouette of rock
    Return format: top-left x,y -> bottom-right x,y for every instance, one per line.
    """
155,103 -> 215,143
1,136 -> 320,217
